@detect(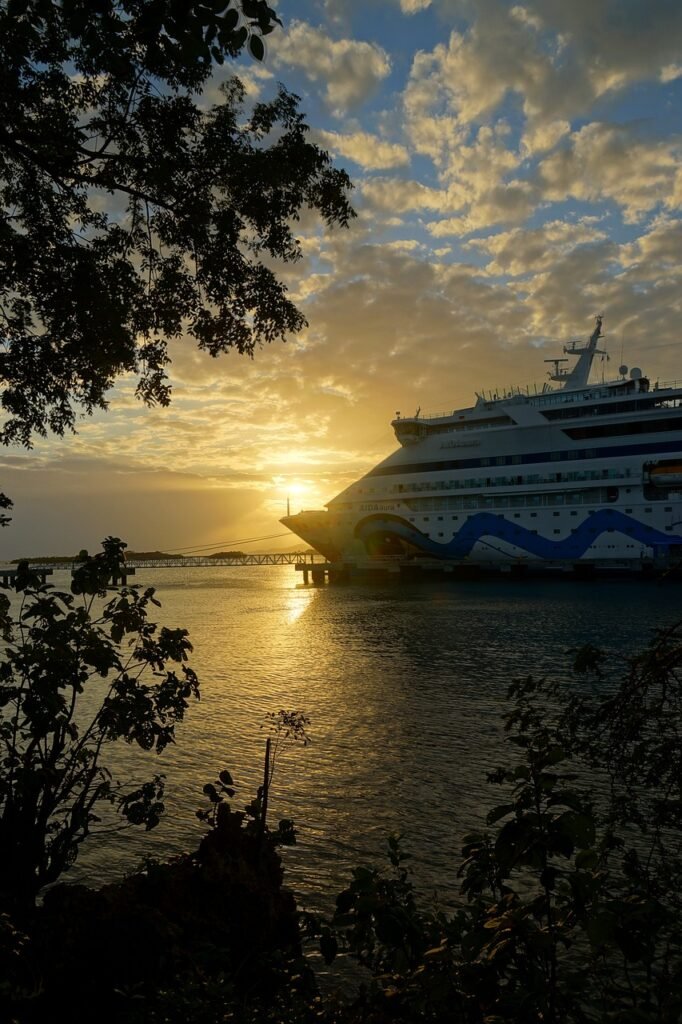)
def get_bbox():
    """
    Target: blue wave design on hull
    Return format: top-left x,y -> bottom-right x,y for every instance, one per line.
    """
356,510 -> 682,561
